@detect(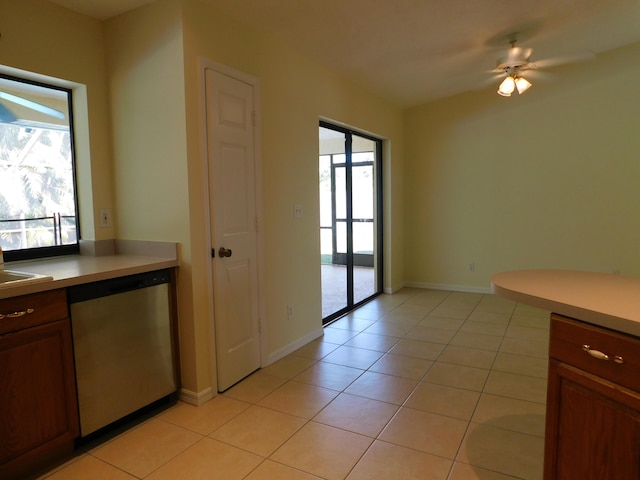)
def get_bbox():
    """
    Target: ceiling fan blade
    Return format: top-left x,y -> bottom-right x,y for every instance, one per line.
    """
506,47 -> 519,62
528,51 -> 596,70
478,73 -> 507,90
521,70 -> 552,81
0,91 -> 65,119
506,46 -> 533,63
